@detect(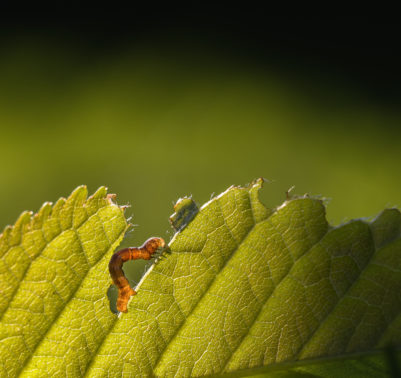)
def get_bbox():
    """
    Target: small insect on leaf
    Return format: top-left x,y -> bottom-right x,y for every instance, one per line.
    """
108,237 -> 165,313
